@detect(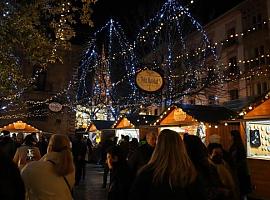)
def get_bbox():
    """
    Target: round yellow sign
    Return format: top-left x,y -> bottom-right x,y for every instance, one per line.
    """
135,69 -> 164,92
